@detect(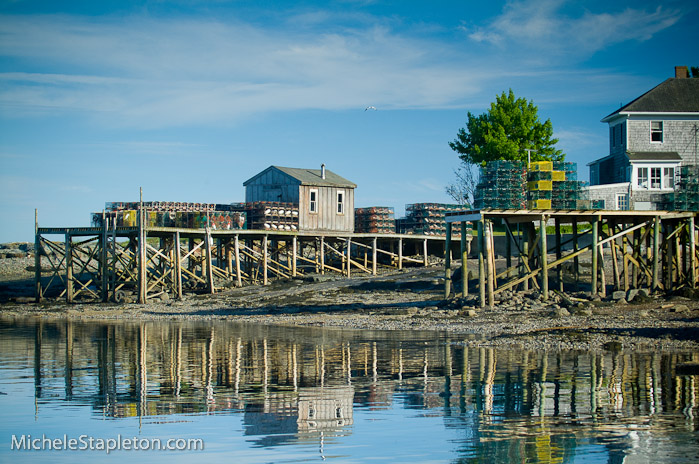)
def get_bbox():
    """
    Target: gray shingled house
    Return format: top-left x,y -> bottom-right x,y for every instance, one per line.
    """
588,66 -> 699,210
244,165 -> 356,232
